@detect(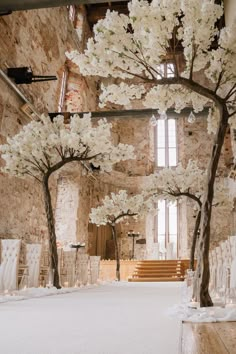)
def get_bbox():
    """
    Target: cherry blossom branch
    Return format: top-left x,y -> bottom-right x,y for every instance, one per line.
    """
225,84 -> 236,101
214,70 -> 224,93
113,211 -> 138,224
